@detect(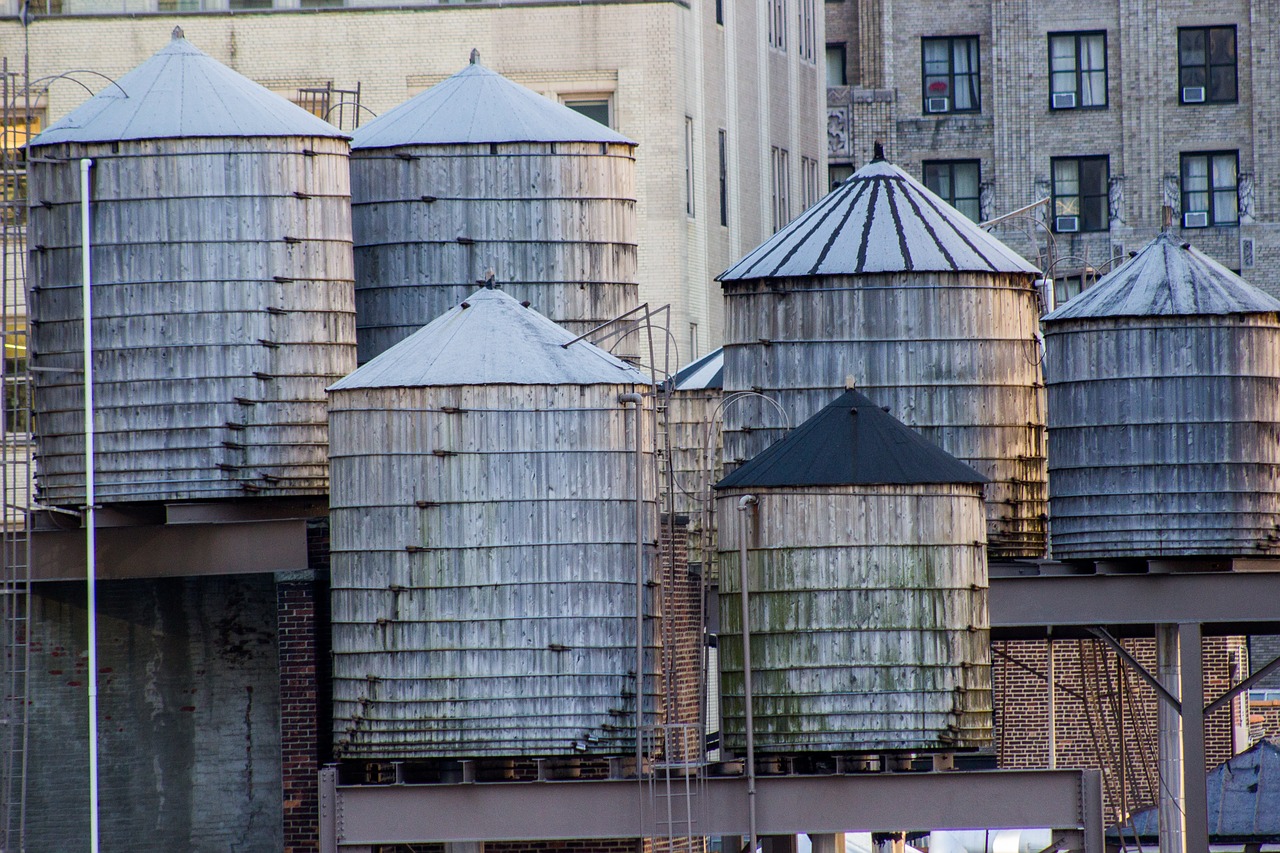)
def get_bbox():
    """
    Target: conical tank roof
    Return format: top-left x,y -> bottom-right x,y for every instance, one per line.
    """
31,28 -> 344,146
719,157 -> 1038,280
351,56 -> 636,149
671,348 -> 723,391
715,389 -> 986,489
1043,231 -> 1280,321
329,287 -> 649,389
